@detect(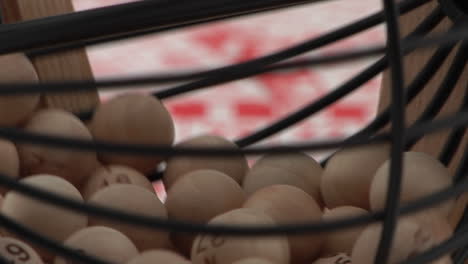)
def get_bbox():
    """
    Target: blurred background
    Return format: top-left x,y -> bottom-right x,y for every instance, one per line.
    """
73,0 -> 386,198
